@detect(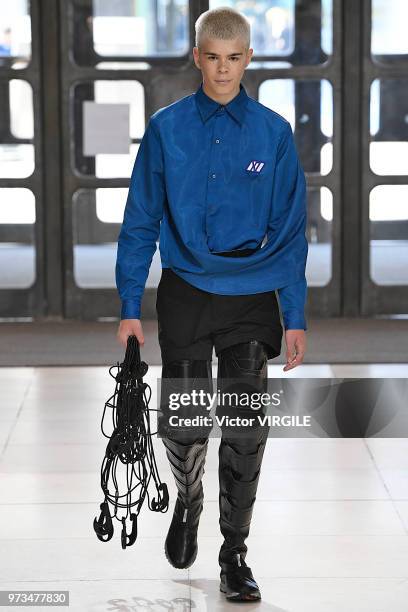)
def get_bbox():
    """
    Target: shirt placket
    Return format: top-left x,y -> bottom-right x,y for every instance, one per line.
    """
205,106 -> 226,248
